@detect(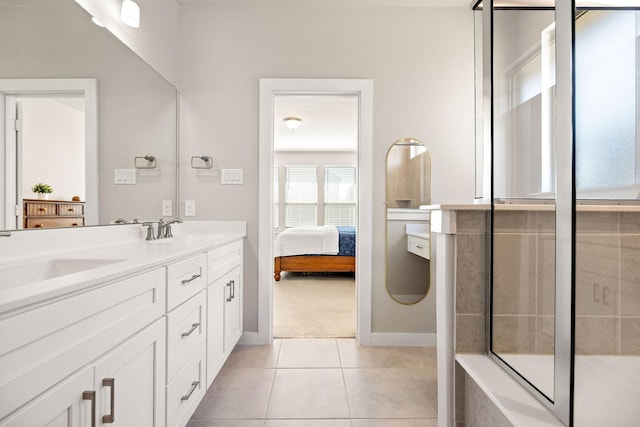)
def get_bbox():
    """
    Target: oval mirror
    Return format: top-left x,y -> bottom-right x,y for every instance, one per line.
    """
385,138 -> 431,305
